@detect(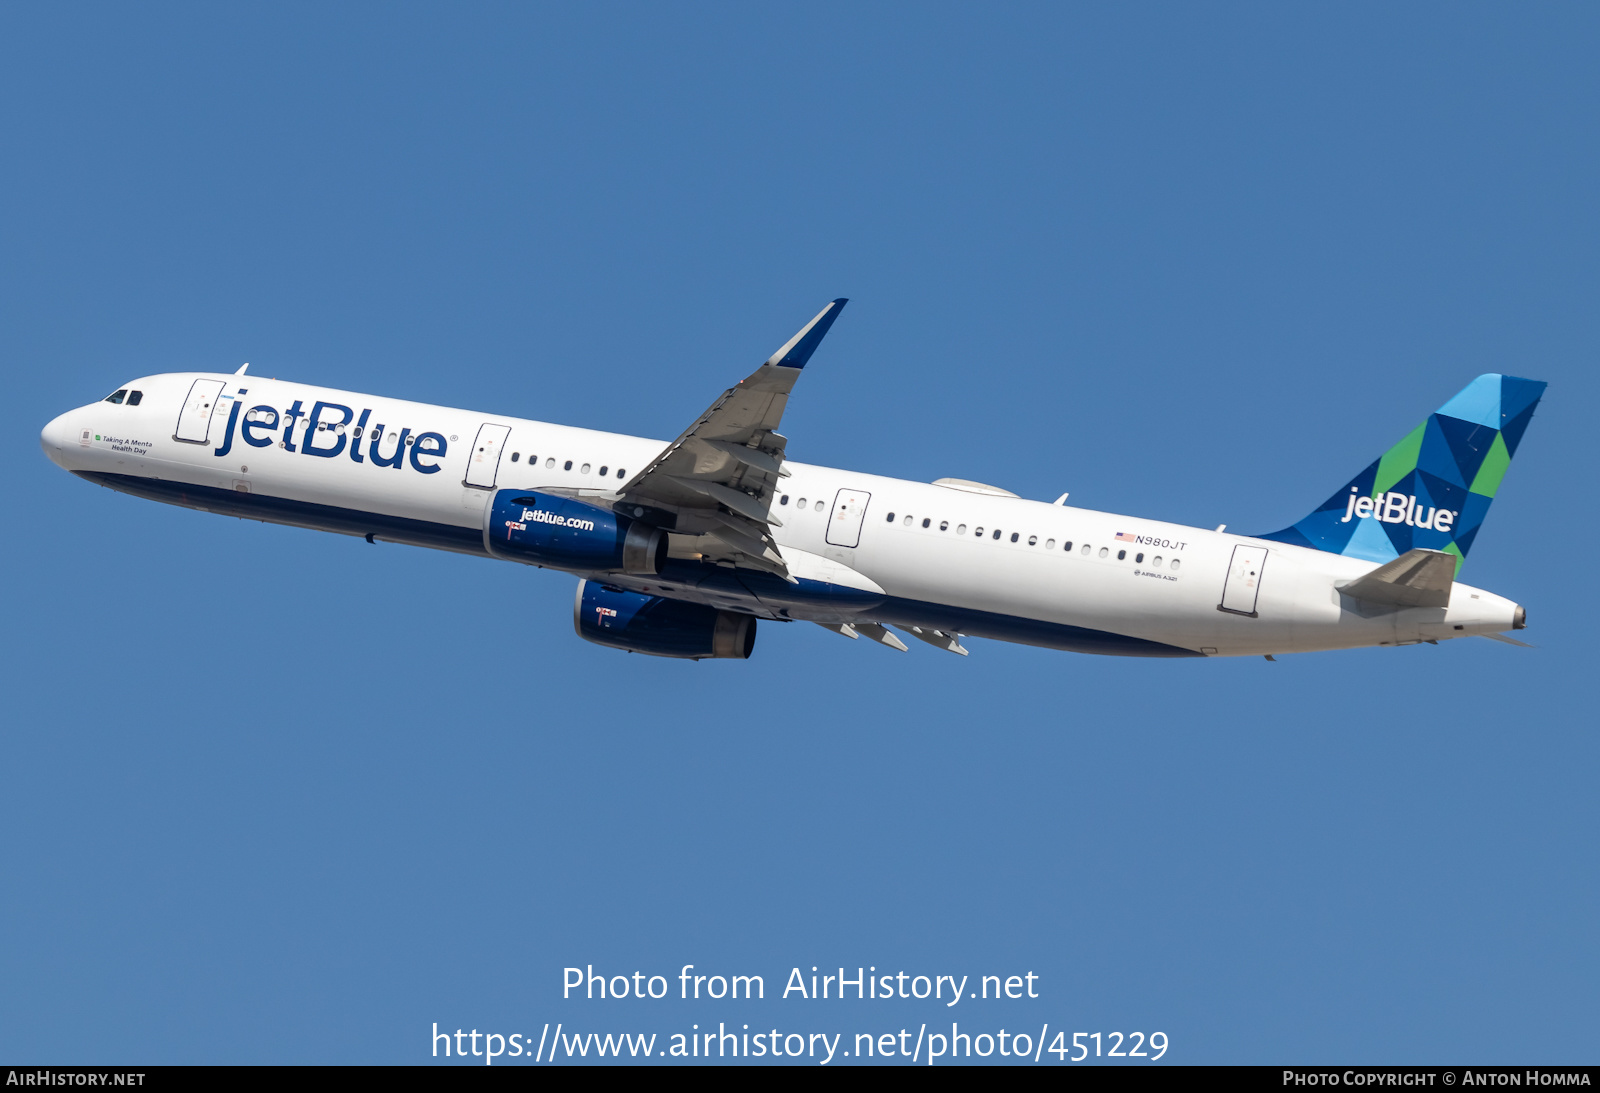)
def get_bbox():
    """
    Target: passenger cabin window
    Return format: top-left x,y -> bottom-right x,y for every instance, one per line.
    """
780,495 -> 790,506
104,389 -> 127,404
1098,547 -> 1108,558
564,460 -> 573,471
581,463 -> 591,474
127,391 -> 143,406
1010,532 -> 1019,542
1171,559 -> 1181,571
510,452 -> 520,462
992,529 -> 1002,540
1045,538 -> 1055,549
1082,544 -> 1090,555
903,516 -> 912,526
974,526 -> 984,536
814,500 -> 823,511
545,458 -> 556,469
922,518 -> 931,528
940,521 -> 949,531
1152,555 -> 1162,566
1116,549 -> 1125,560
886,512 -> 896,522
1027,535 -> 1036,545
599,466 -> 608,476
616,468 -> 625,478
957,524 -> 966,534
797,497 -> 807,508
1135,552 -> 1144,563
1063,541 -> 1073,551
